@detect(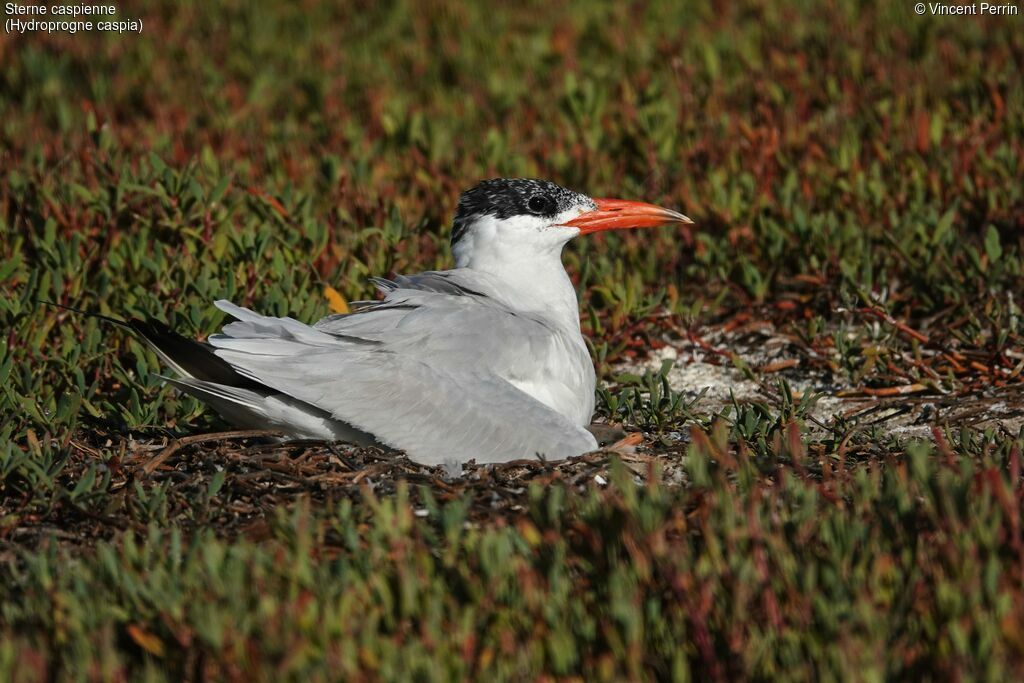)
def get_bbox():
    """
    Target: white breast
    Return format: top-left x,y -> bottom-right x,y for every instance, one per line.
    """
502,328 -> 595,426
